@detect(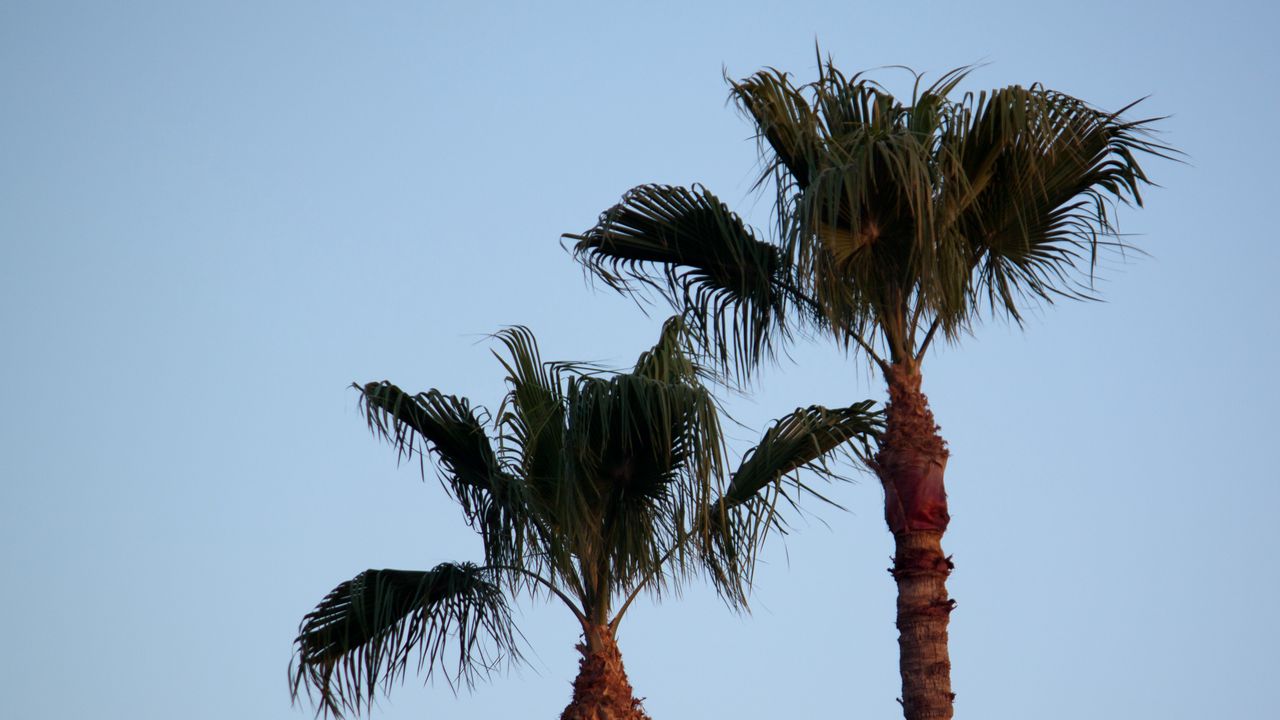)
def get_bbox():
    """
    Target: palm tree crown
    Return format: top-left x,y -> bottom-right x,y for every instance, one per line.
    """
567,59 -> 1170,720
291,317 -> 880,718
572,62 -> 1169,374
